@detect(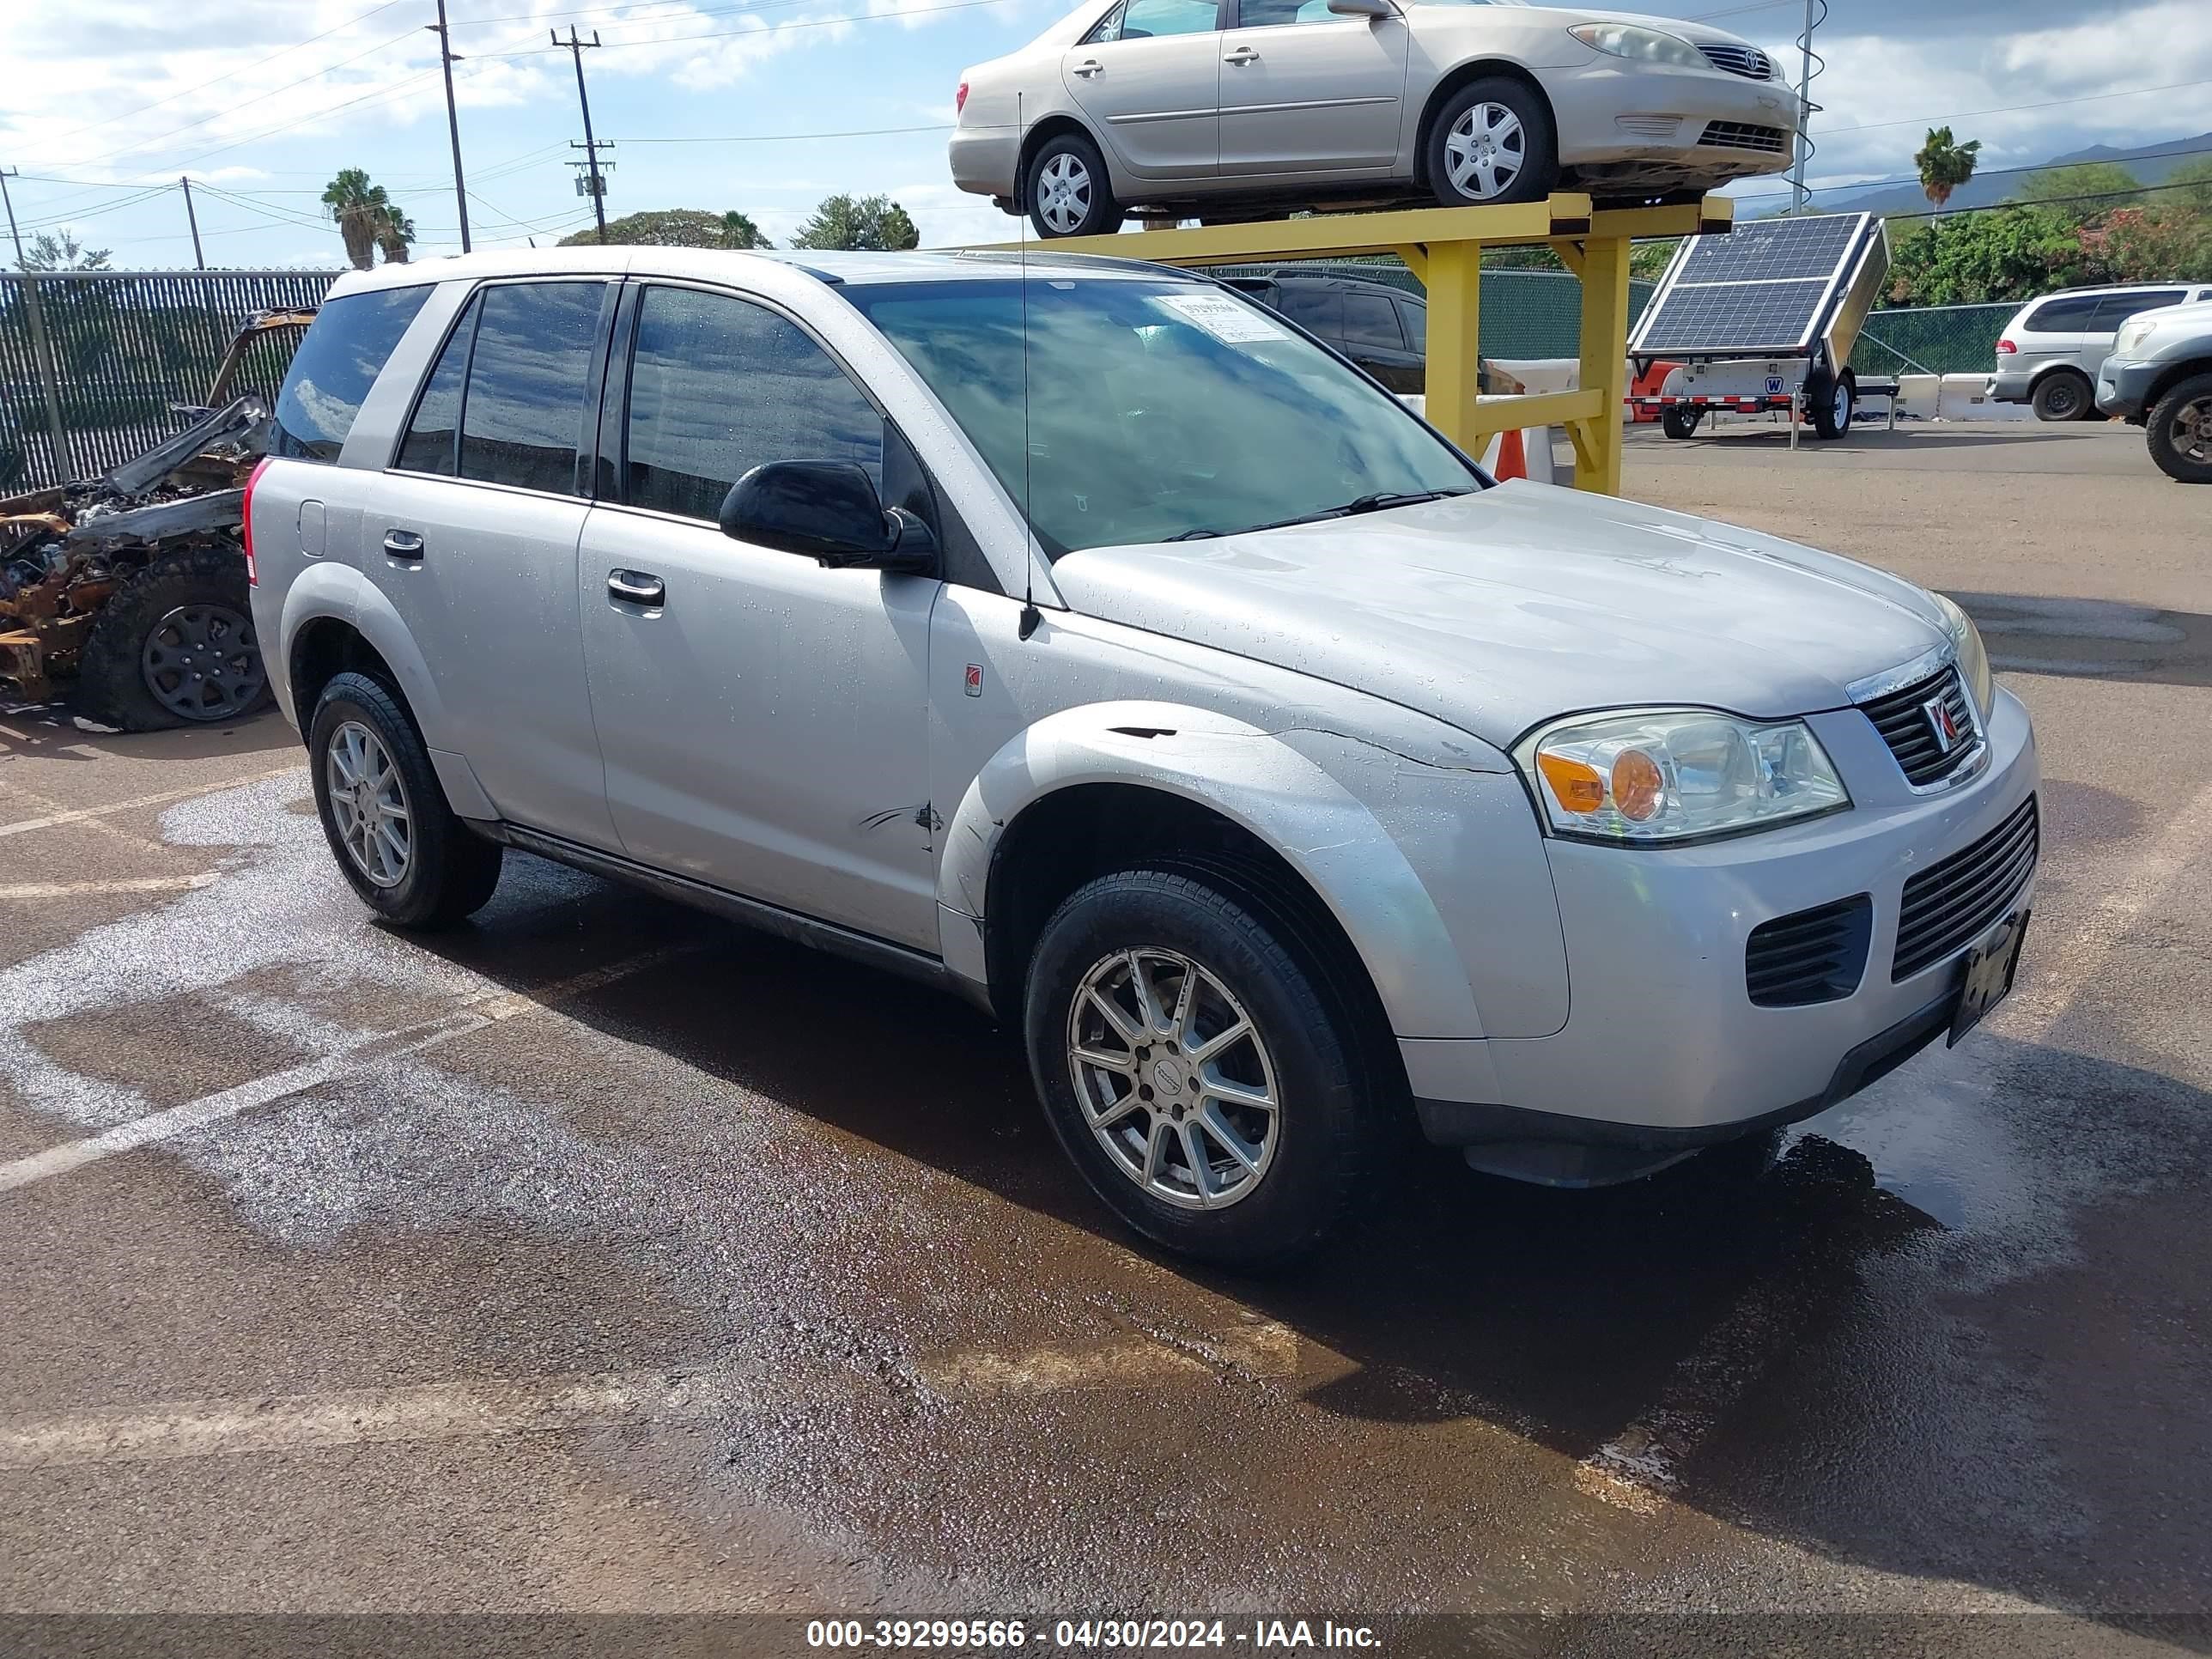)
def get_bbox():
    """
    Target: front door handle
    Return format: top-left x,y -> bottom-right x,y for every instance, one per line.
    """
1071,57 -> 1103,76
382,529 -> 424,560
1224,46 -> 1260,64
607,568 -> 665,606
